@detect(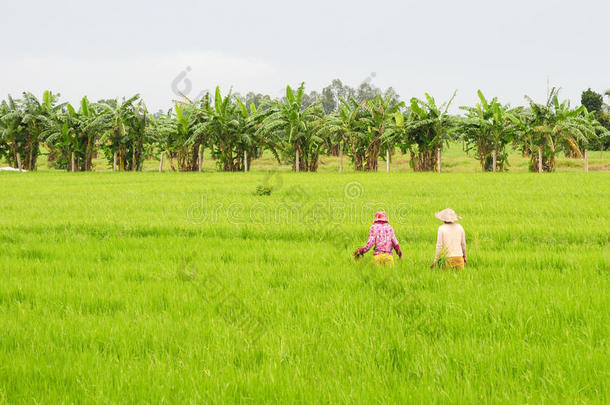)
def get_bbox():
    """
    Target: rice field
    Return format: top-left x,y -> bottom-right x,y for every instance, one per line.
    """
0,170 -> 609,403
